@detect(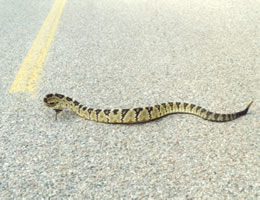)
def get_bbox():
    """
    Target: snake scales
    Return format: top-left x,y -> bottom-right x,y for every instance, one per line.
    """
43,93 -> 253,123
